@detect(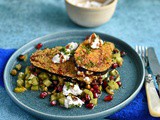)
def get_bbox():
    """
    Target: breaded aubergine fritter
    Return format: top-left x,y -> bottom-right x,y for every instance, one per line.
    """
74,36 -> 115,72
30,47 -> 101,84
